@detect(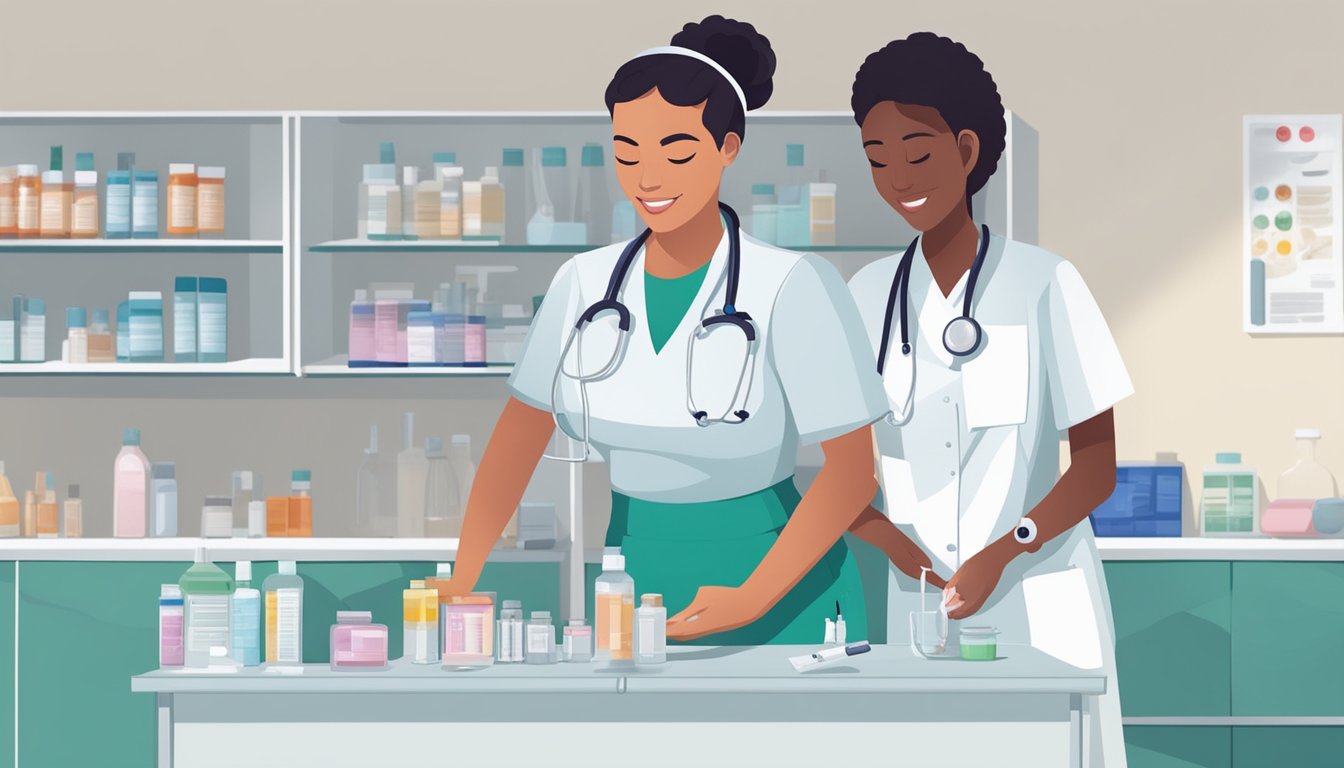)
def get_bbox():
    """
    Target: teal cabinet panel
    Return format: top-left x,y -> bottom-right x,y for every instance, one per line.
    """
1124,727 -> 1231,768
0,563 -> 14,768
18,561 -> 185,768
1231,563 -> 1344,715
1233,727 -> 1344,767
1106,562 -> 1231,716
